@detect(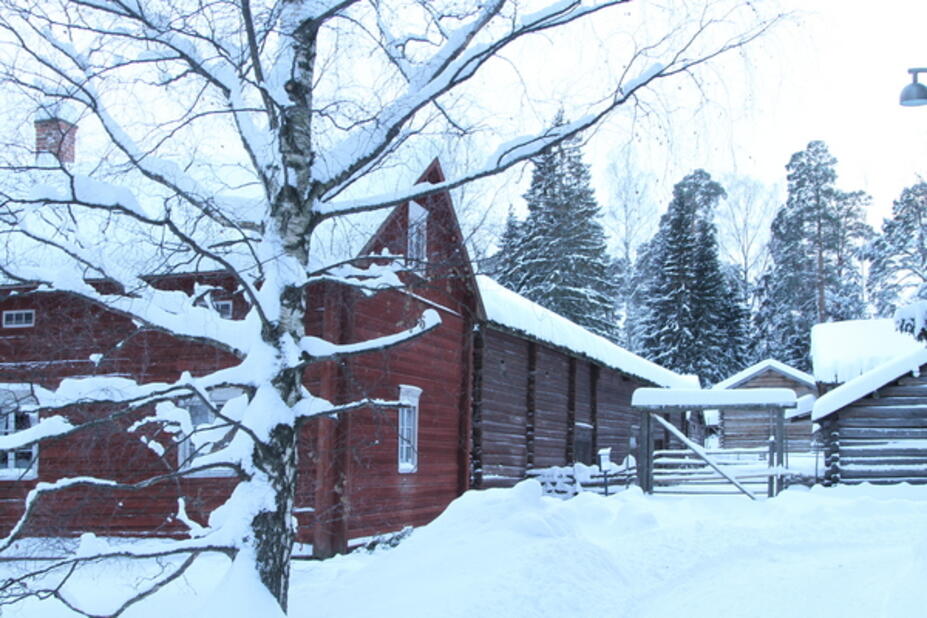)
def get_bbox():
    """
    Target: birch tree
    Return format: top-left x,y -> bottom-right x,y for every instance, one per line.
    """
0,0 -> 779,614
